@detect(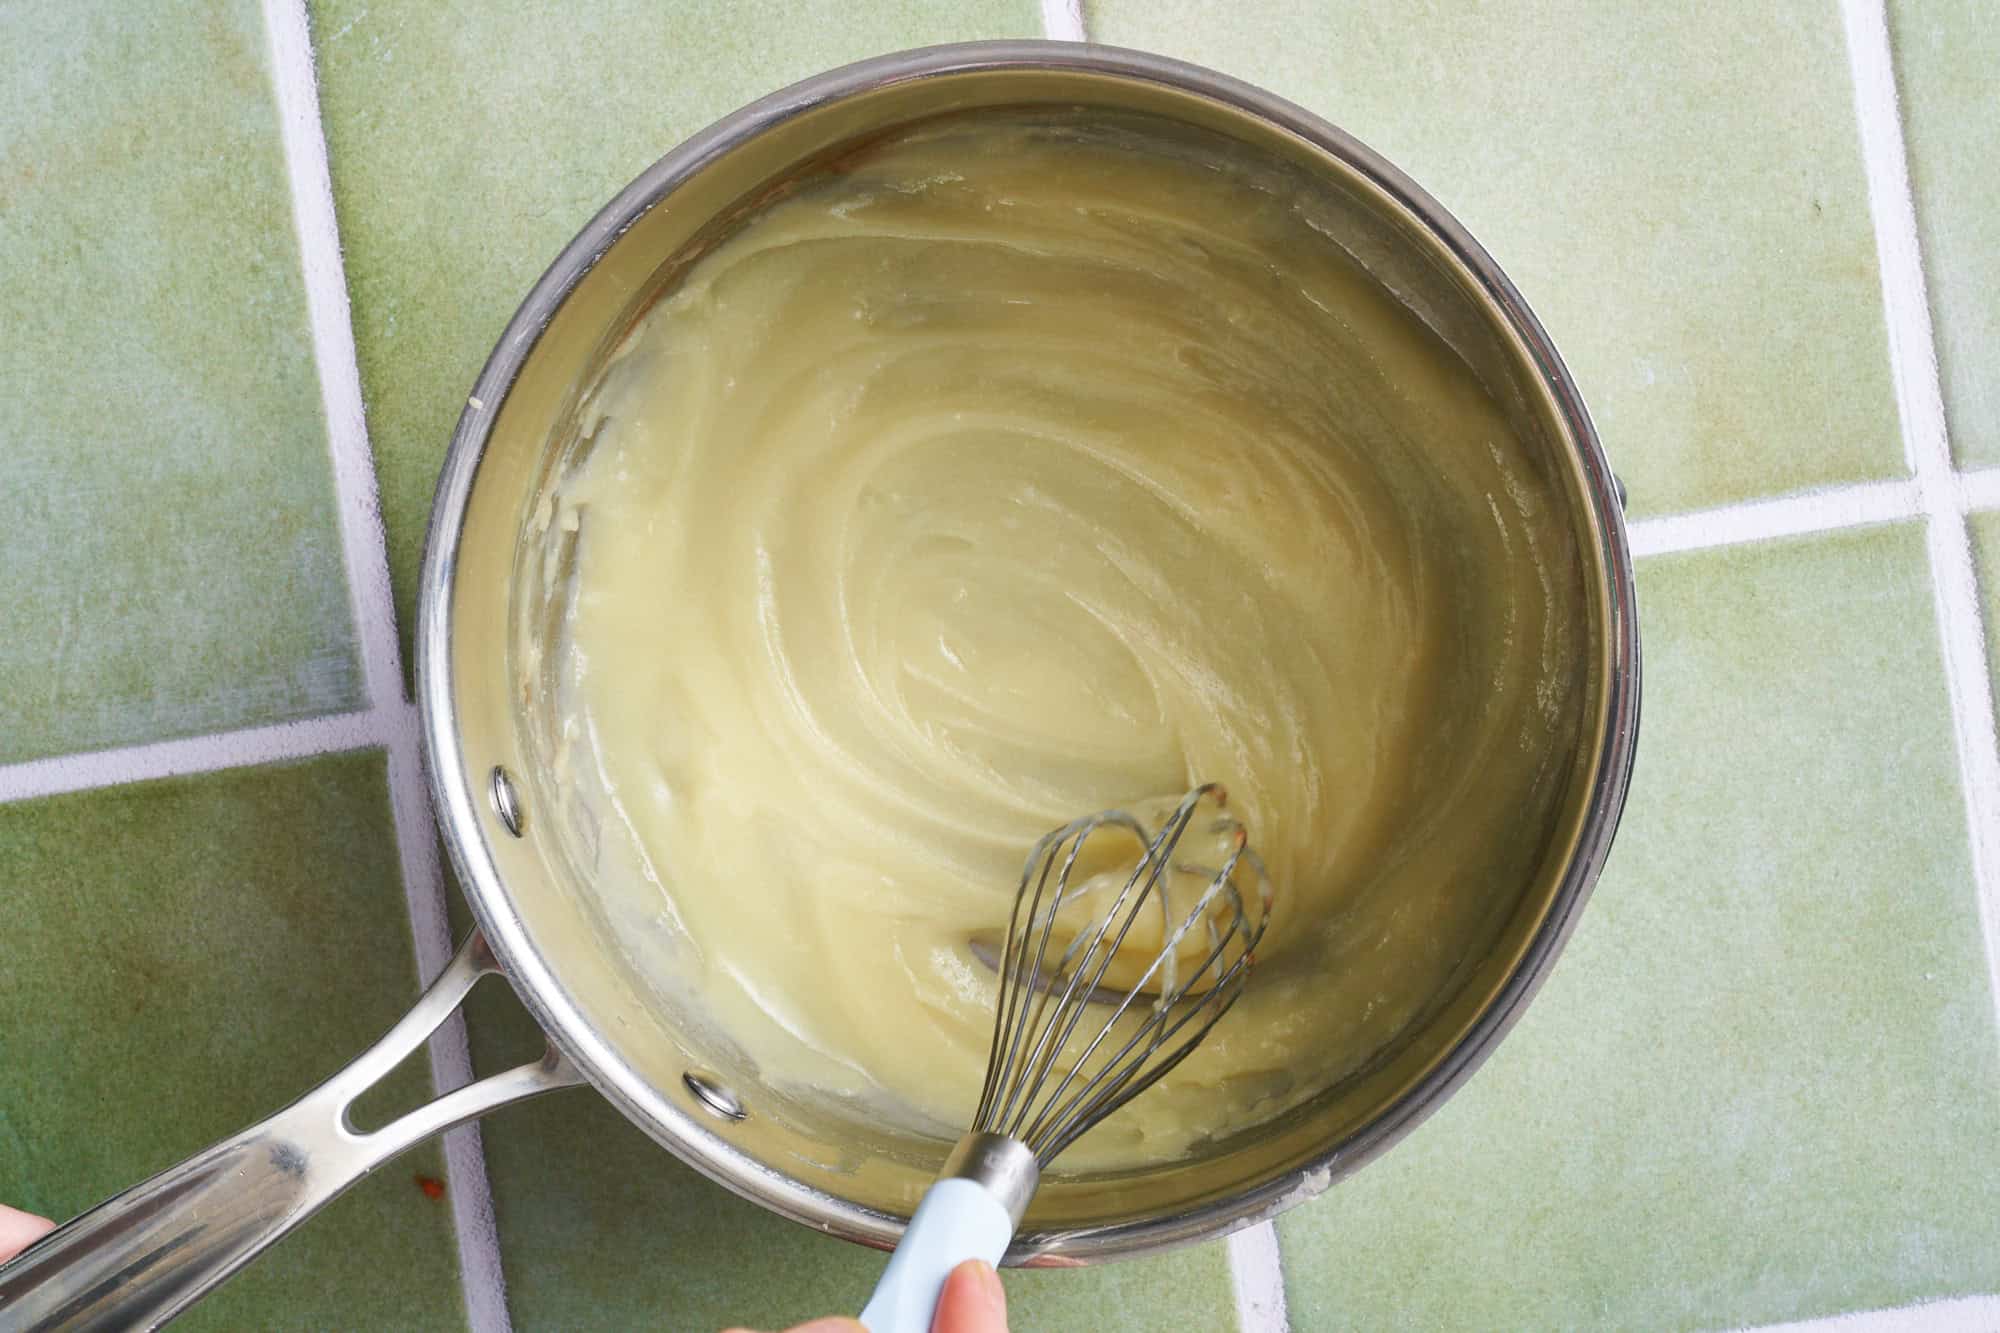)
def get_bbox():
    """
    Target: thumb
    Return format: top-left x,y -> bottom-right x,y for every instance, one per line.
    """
930,1259 -> 1008,1333
0,1204 -> 55,1264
